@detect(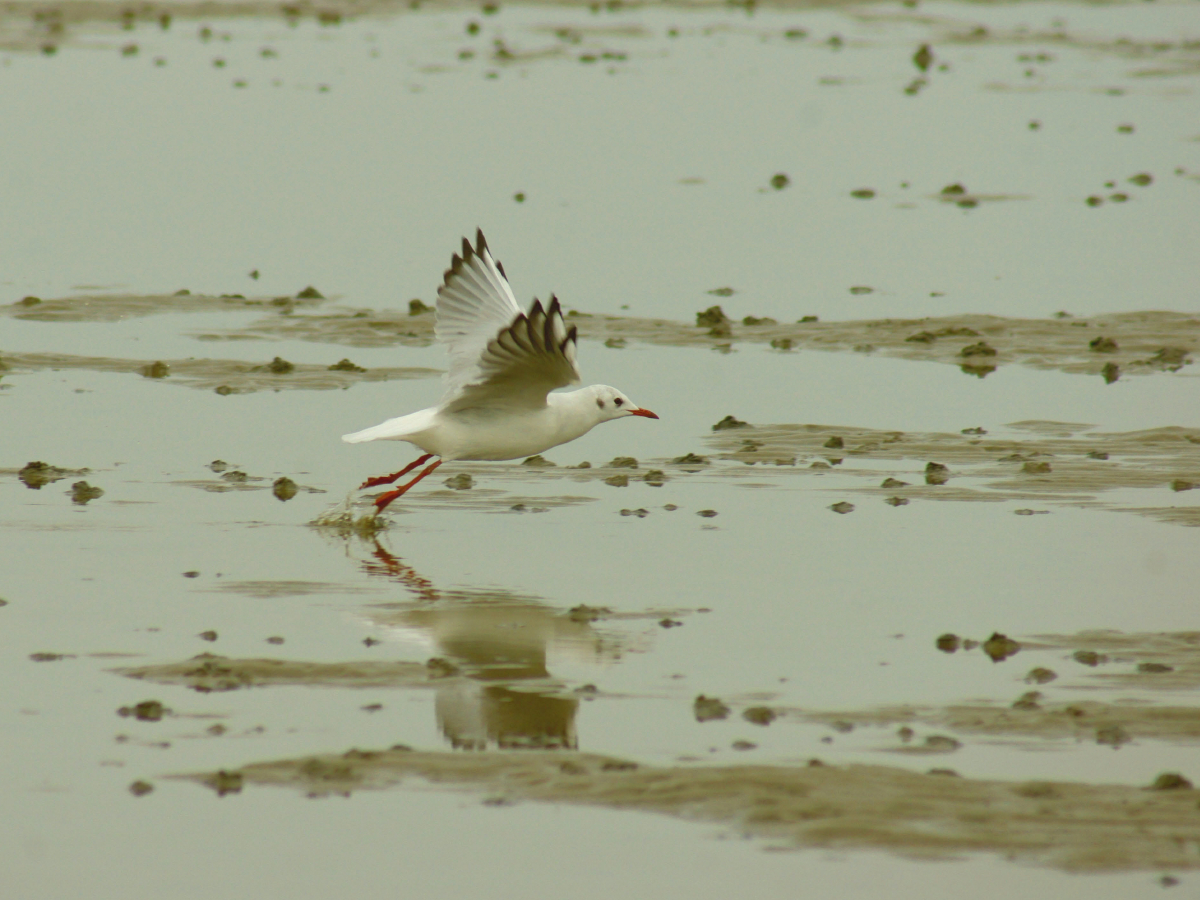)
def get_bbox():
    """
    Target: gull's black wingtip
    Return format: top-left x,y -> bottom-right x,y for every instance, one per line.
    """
446,229 -> 506,284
